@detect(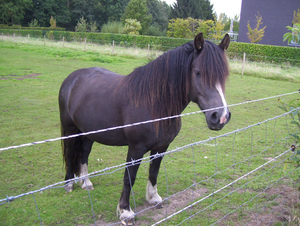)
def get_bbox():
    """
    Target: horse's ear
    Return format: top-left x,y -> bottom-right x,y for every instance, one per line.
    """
219,34 -> 230,51
194,33 -> 204,51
